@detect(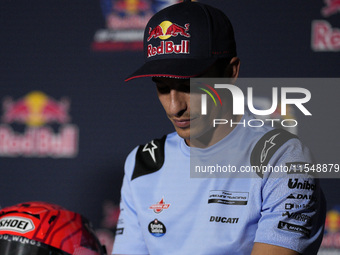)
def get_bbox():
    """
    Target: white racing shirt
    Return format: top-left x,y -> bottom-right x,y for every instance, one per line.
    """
113,113 -> 325,255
